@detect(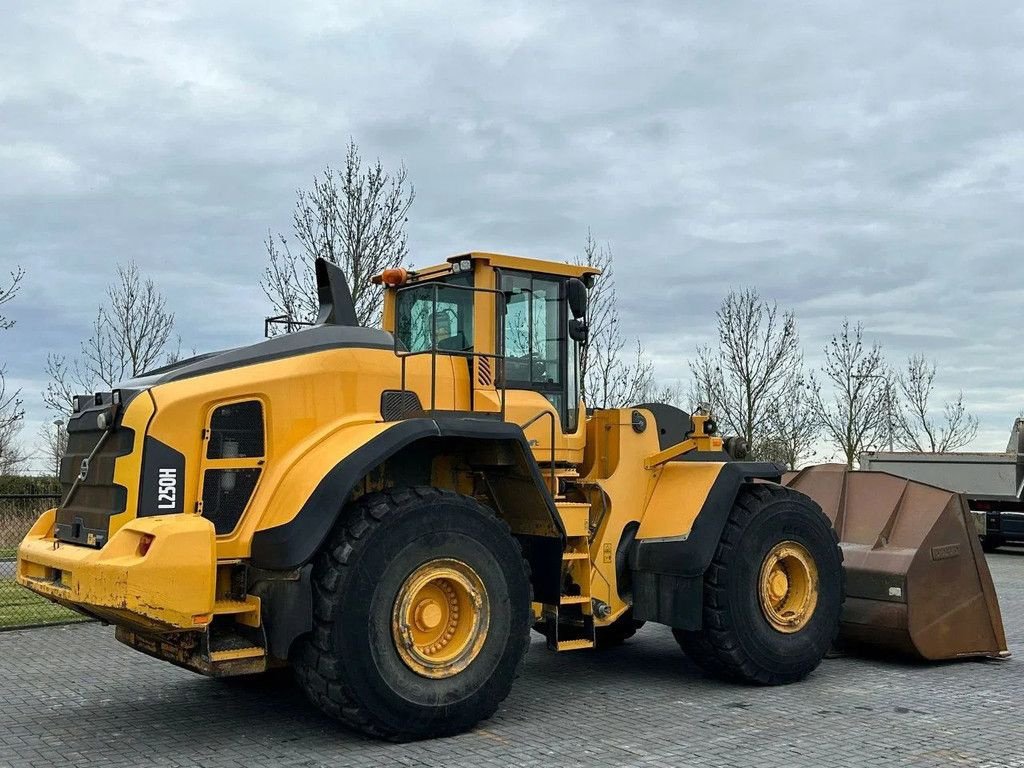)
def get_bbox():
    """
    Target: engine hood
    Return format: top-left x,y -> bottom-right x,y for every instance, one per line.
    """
121,324 -> 396,390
